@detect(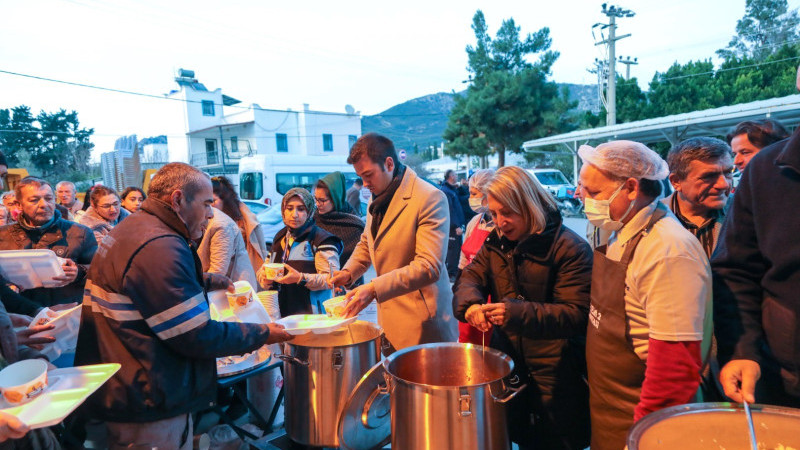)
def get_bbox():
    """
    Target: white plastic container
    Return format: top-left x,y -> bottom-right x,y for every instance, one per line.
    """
0,250 -> 65,289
